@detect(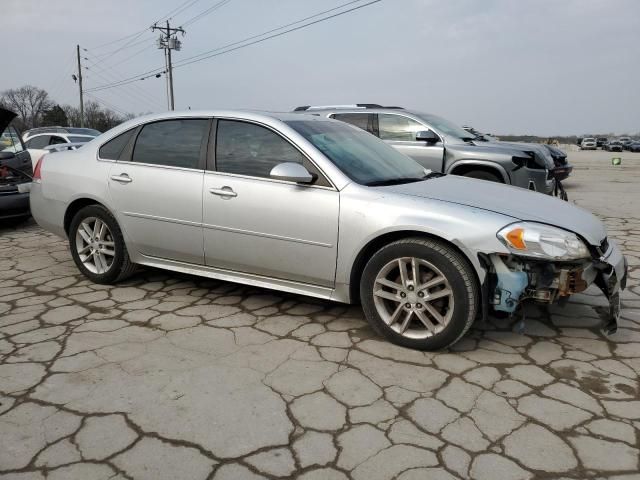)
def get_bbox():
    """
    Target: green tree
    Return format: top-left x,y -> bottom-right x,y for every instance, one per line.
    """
41,105 -> 68,127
